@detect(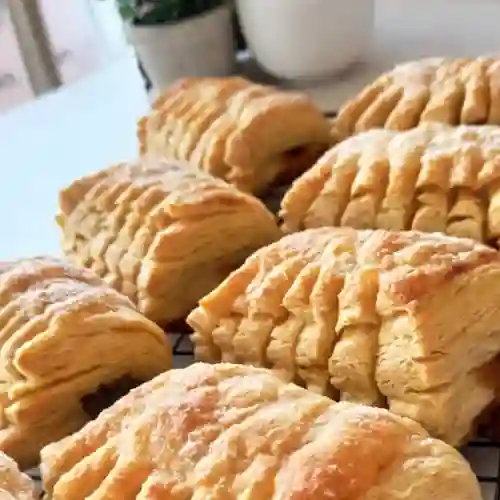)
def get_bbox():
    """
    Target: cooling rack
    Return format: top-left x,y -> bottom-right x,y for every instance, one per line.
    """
29,109 -> 500,498
170,332 -> 500,500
